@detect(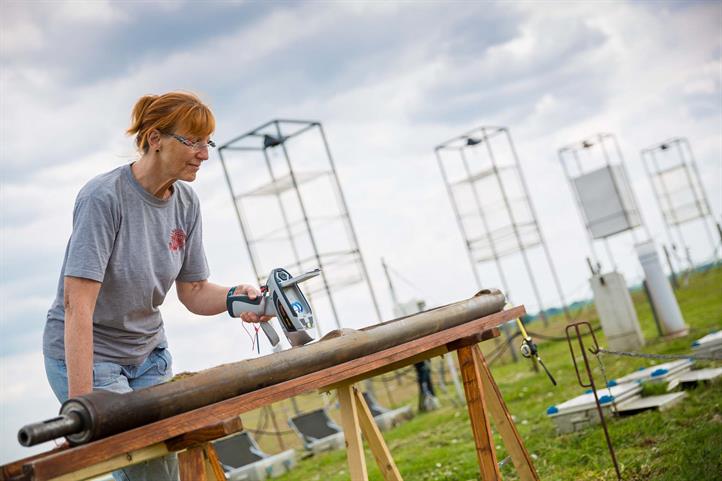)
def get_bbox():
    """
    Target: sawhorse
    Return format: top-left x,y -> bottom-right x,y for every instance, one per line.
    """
1,305 -> 536,481
330,334 -> 539,481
